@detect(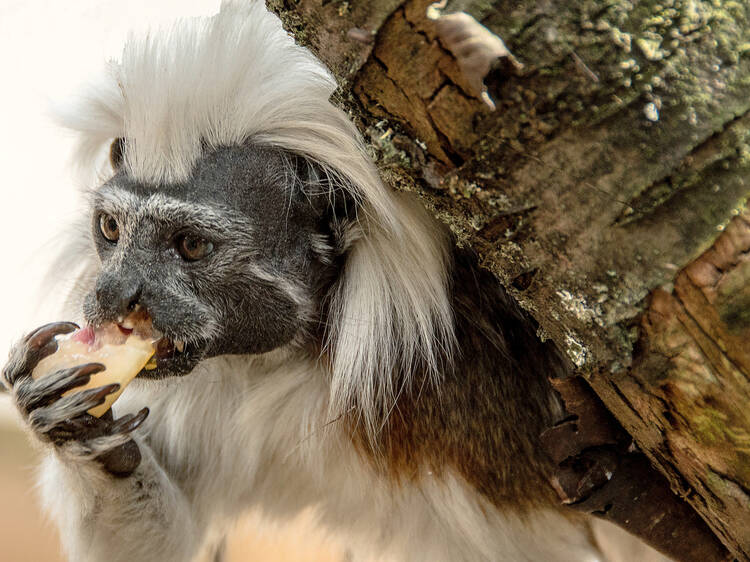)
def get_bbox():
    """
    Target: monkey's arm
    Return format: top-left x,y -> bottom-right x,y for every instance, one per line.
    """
38,439 -> 199,562
3,322 -> 202,562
